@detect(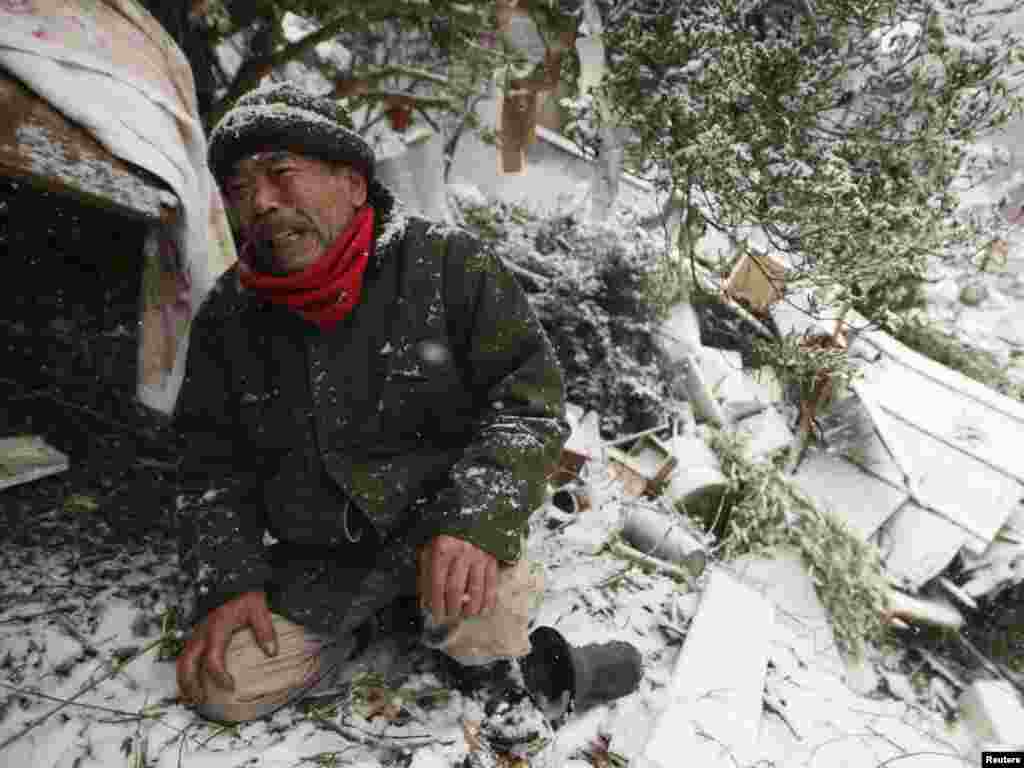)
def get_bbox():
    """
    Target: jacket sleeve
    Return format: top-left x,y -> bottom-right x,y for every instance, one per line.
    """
173,292 -> 272,623
419,231 -> 570,562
